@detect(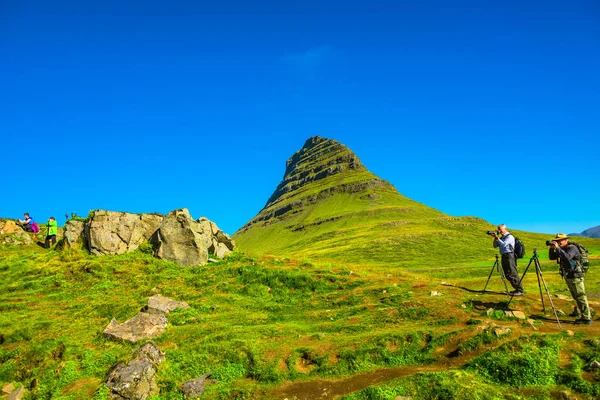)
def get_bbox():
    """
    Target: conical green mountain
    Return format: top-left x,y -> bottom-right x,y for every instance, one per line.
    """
234,137 -> 553,267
